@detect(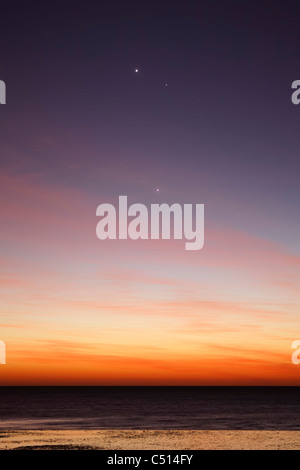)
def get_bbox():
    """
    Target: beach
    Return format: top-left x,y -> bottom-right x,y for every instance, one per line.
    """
0,430 -> 299,450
